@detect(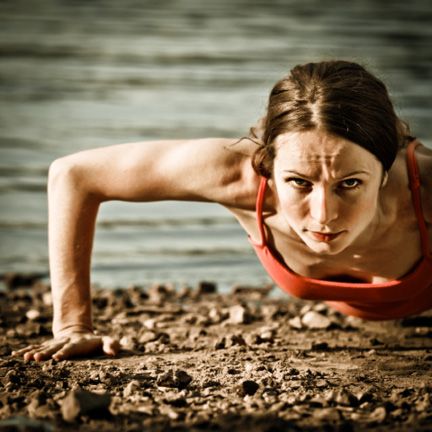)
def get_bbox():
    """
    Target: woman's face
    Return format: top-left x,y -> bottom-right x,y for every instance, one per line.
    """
272,130 -> 385,255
